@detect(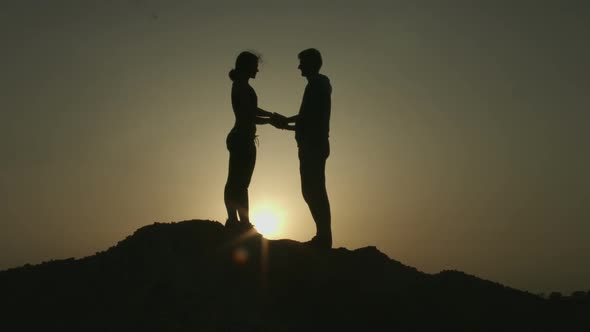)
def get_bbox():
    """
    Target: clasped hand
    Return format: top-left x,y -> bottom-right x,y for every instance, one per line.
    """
270,112 -> 289,129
